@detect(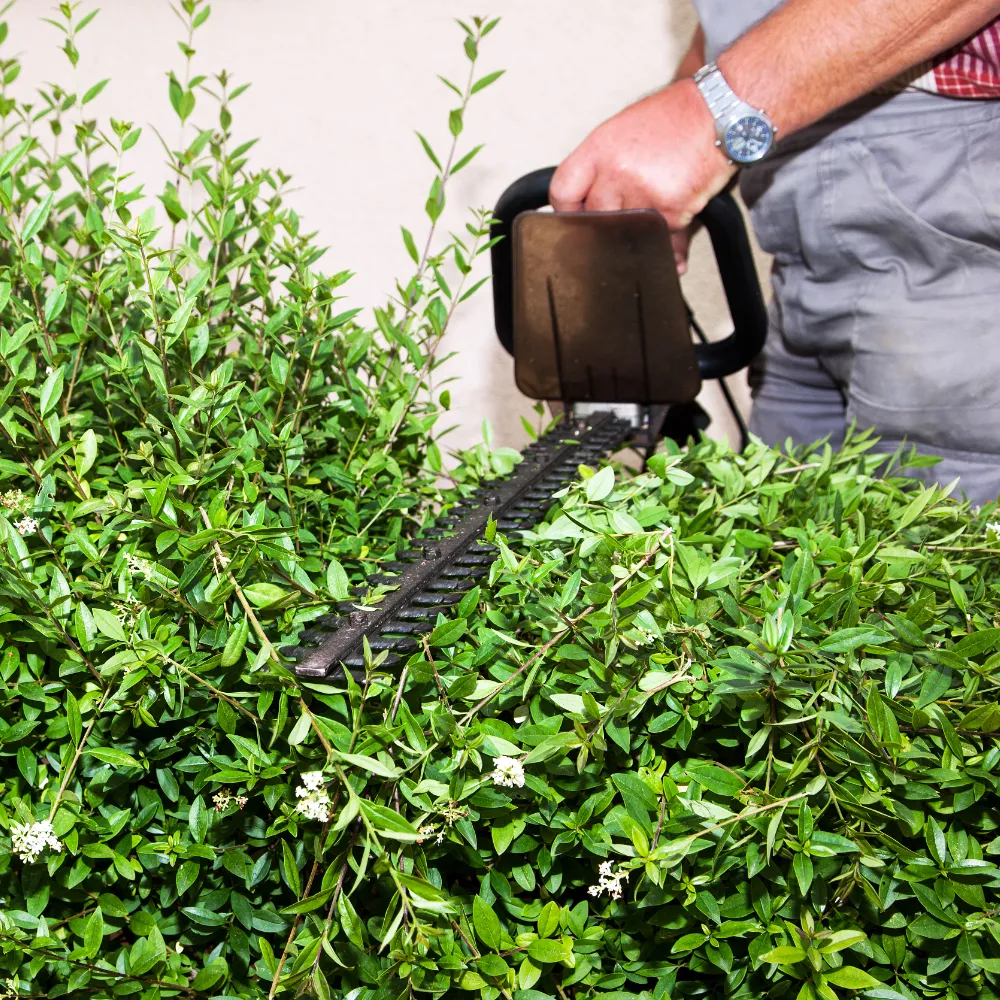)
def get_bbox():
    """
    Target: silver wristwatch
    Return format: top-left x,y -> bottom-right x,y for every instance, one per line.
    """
693,62 -> 776,166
